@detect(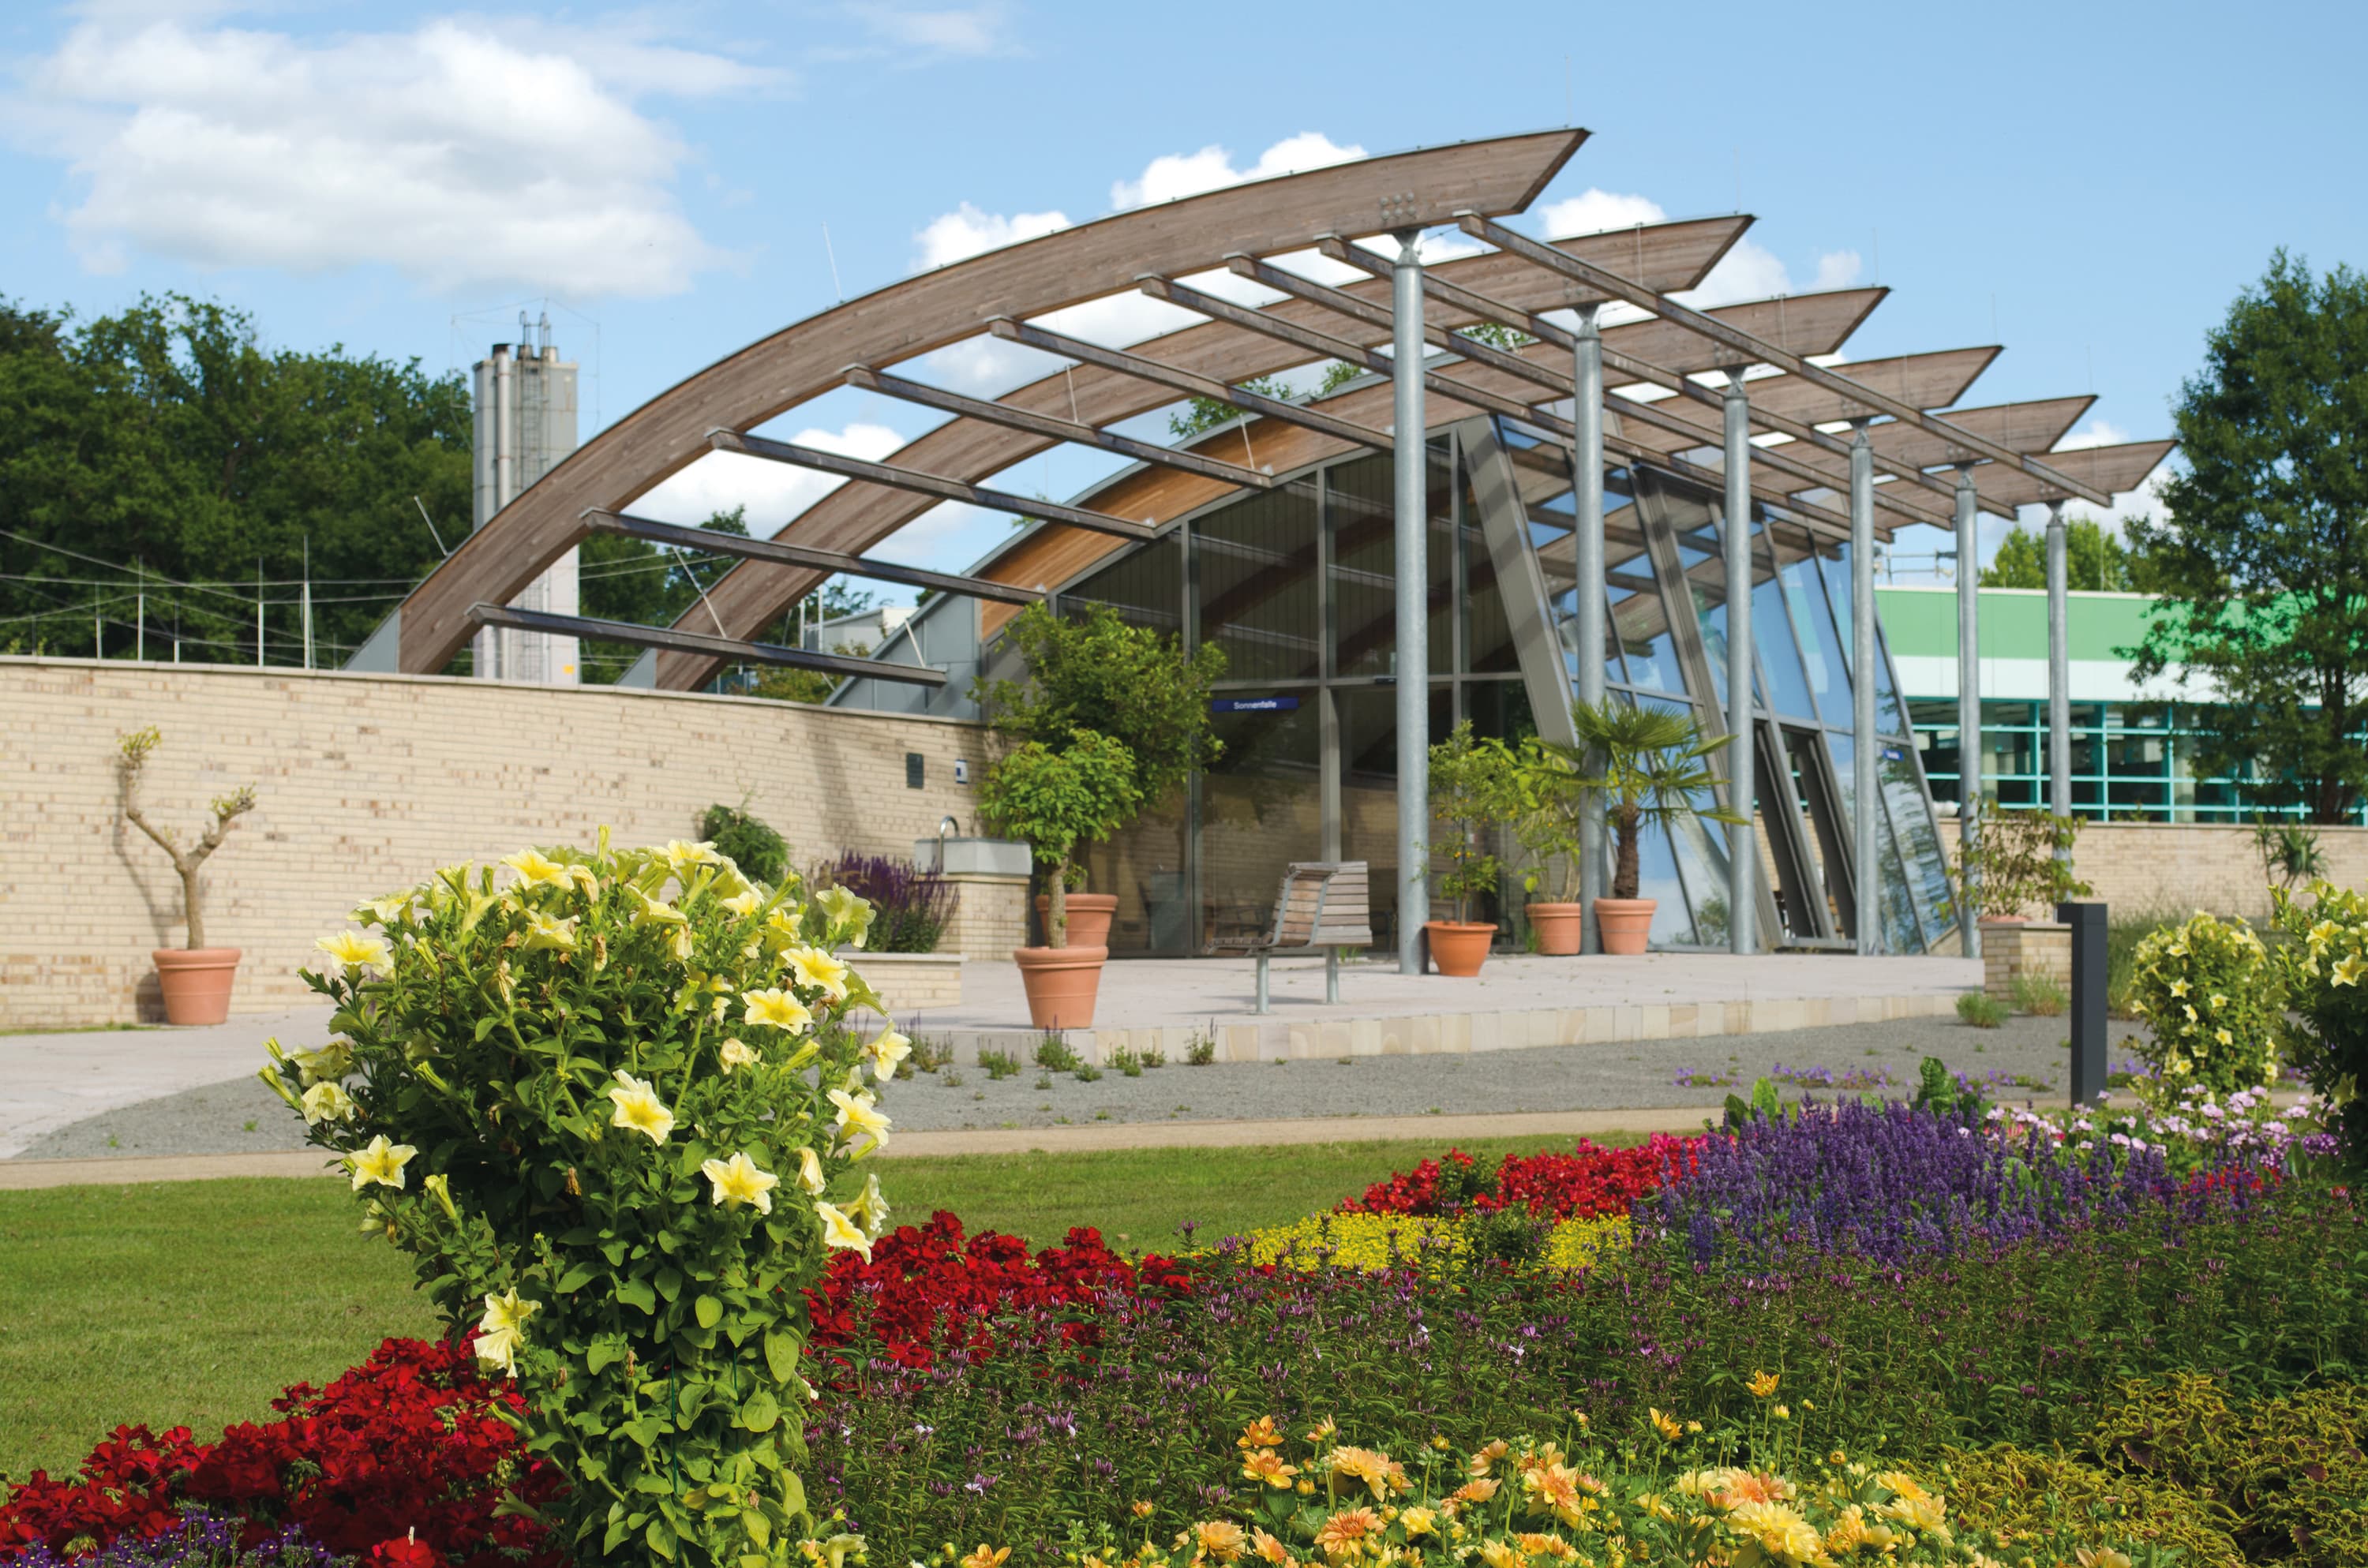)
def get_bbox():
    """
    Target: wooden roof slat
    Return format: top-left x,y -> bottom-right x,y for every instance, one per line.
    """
1962,440 -> 2176,510
580,508 -> 1043,606
1865,395 -> 2095,471
708,428 -> 1160,541
470,604 -> 947,687
1726,347 -> 2001,424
